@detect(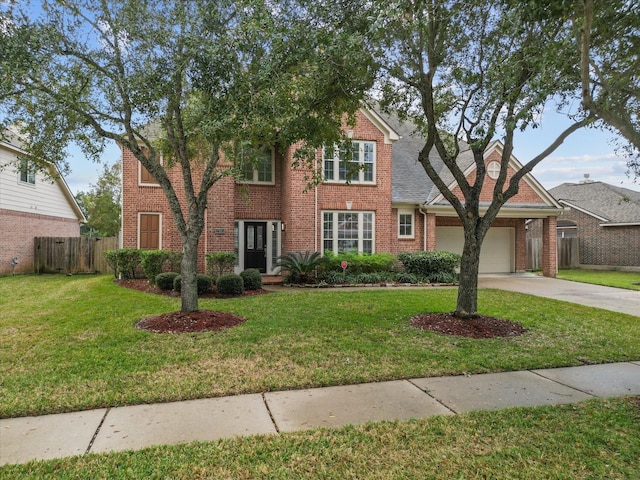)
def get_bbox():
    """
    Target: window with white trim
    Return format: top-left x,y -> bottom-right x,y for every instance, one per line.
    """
323,141 -> 375,183
398,210 -> 414,238
240,148 -> 274,184
323,211 -> 374,254
487,161 -> 501,180
18,159 -> 36,185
